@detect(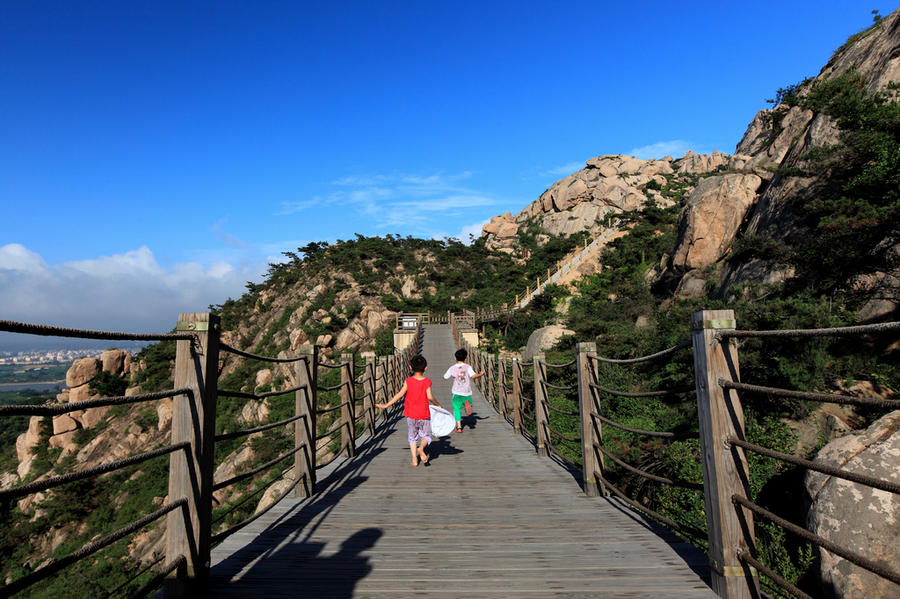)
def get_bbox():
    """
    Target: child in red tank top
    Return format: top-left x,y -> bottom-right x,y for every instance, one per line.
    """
376,355 -> 444,467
